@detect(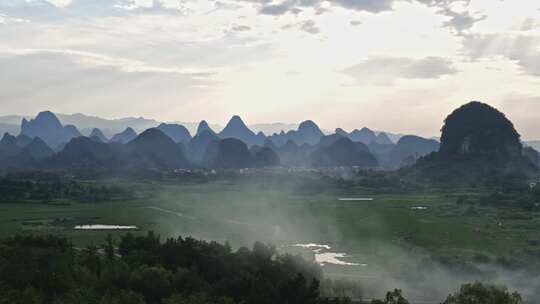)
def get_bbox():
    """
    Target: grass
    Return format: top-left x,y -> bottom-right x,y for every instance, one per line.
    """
0,178 -> 538,264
